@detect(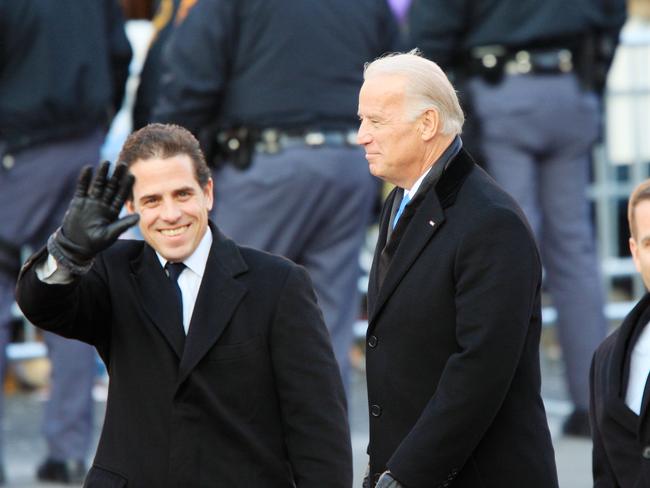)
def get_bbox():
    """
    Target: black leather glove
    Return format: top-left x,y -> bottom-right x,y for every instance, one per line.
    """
375,472 -> 404,488
47,161 -> 139,274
